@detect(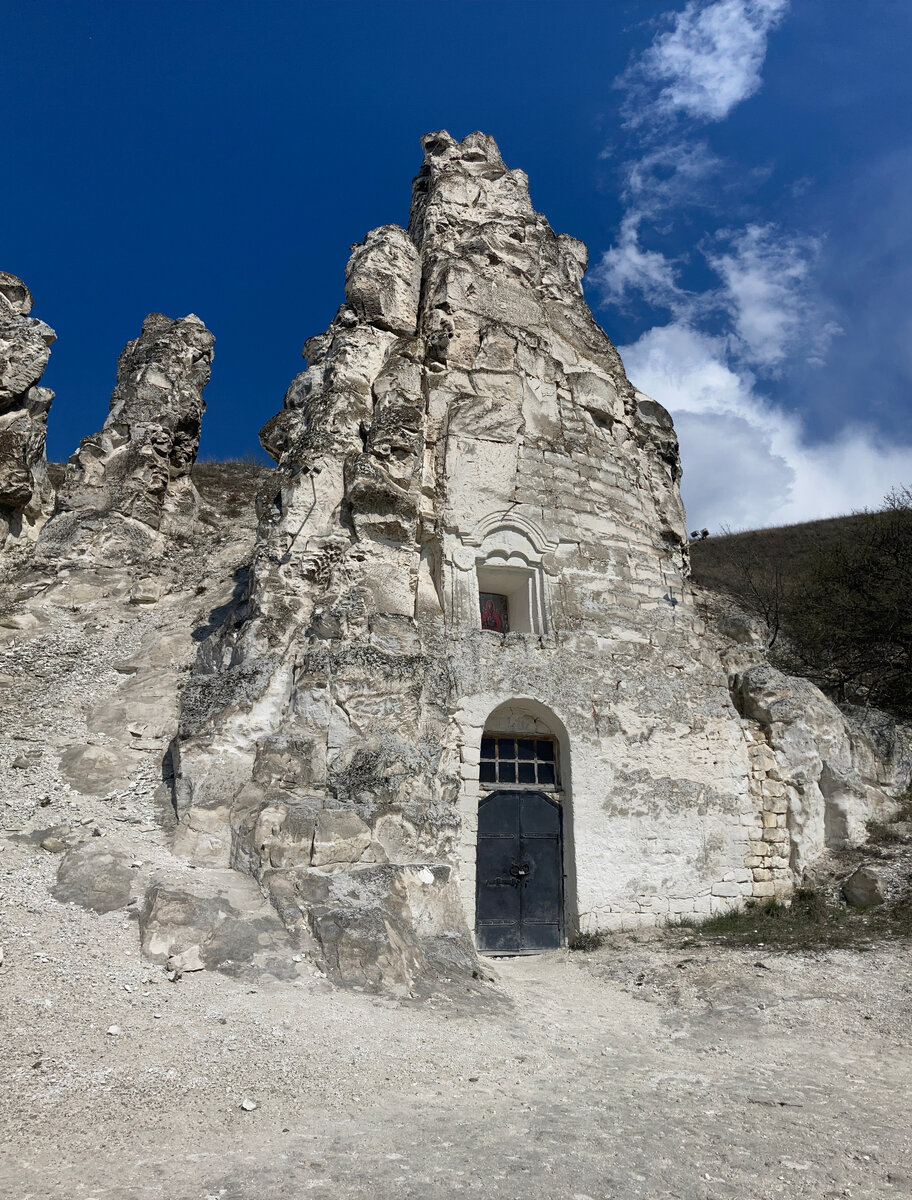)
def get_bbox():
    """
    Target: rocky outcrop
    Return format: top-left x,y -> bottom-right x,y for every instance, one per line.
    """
0,272 -> 56,542
2,135 -> 910,1002
731,664 -> 911,873
40,312 -> 214,562
171,130 -> 756,989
